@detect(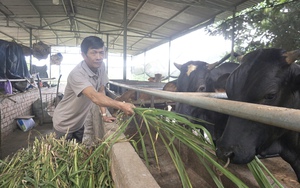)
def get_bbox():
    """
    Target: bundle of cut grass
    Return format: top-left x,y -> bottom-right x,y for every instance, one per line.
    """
0,134 -> 113,188
116,107 -> 284,188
